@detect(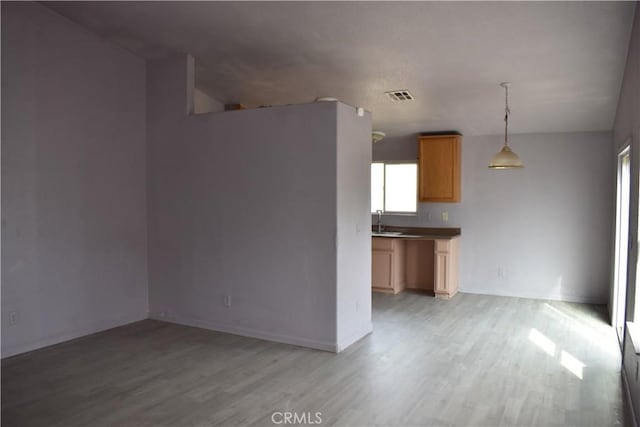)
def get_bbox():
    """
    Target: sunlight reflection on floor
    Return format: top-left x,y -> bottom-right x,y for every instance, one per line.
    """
528,327 -> 586,380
